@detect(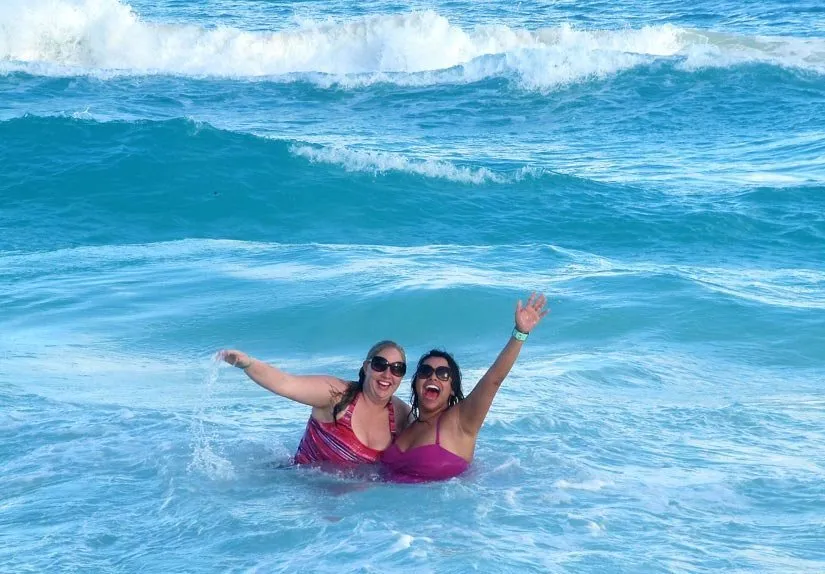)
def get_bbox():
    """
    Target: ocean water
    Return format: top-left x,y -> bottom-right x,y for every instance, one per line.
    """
1,0 -> 824,571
